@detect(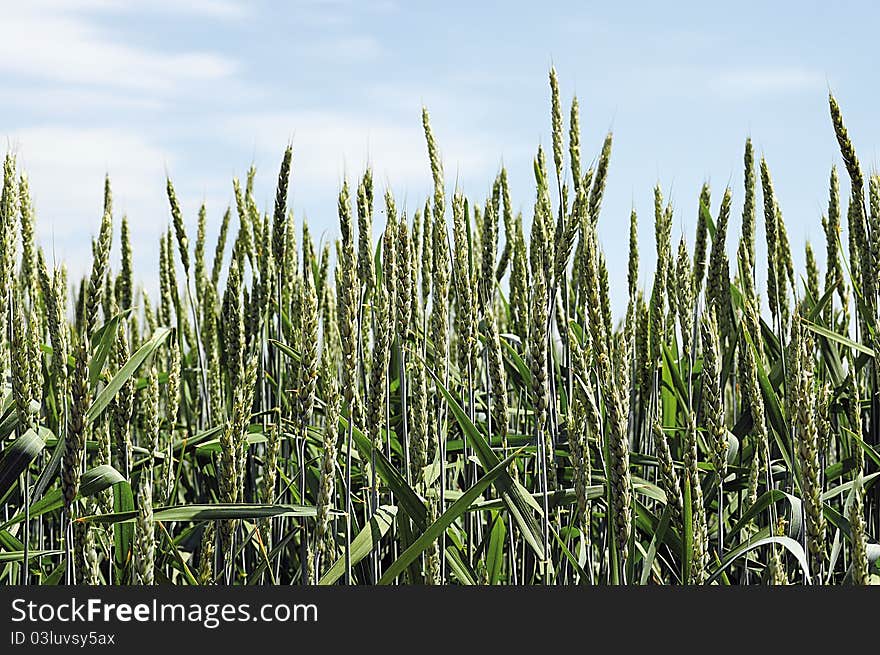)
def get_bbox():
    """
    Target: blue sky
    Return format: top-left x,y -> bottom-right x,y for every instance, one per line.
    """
4,0 -> 877,316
